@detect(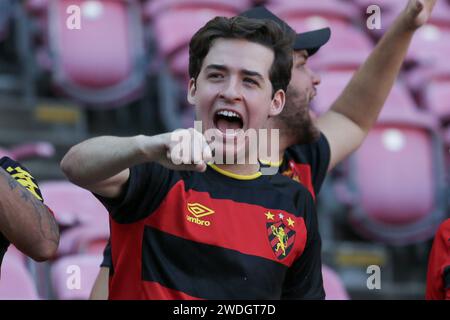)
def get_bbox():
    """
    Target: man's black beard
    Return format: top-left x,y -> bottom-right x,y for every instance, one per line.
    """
277,86 -> 320,145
